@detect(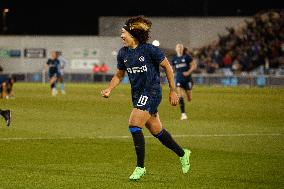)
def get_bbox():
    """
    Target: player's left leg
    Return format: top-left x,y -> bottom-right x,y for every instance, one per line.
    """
185,83 -> 193,102
58,75 -> 65,94
183,81 -> 193,119
177,87 -> 187,120
145,114 -> 191,174
60,78 -> 65,94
